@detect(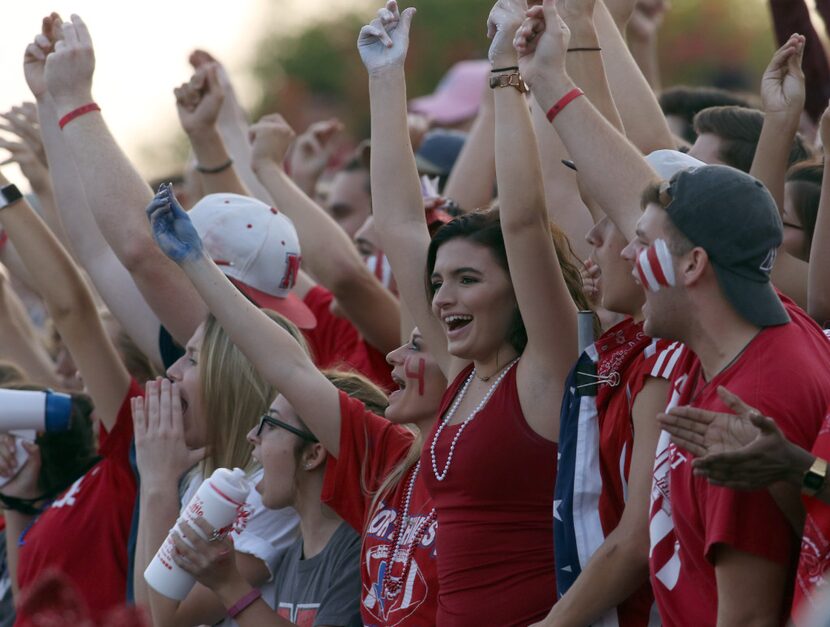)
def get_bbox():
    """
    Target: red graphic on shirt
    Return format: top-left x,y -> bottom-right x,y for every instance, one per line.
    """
280,253 -> 301,290
278,604 -> 319,627
404,356 -> 425,396
362,505 -> 437,626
